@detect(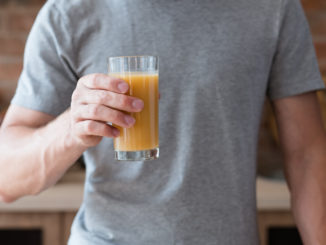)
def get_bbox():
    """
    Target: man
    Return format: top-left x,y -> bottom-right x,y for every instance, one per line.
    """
0,0 -> 325,244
